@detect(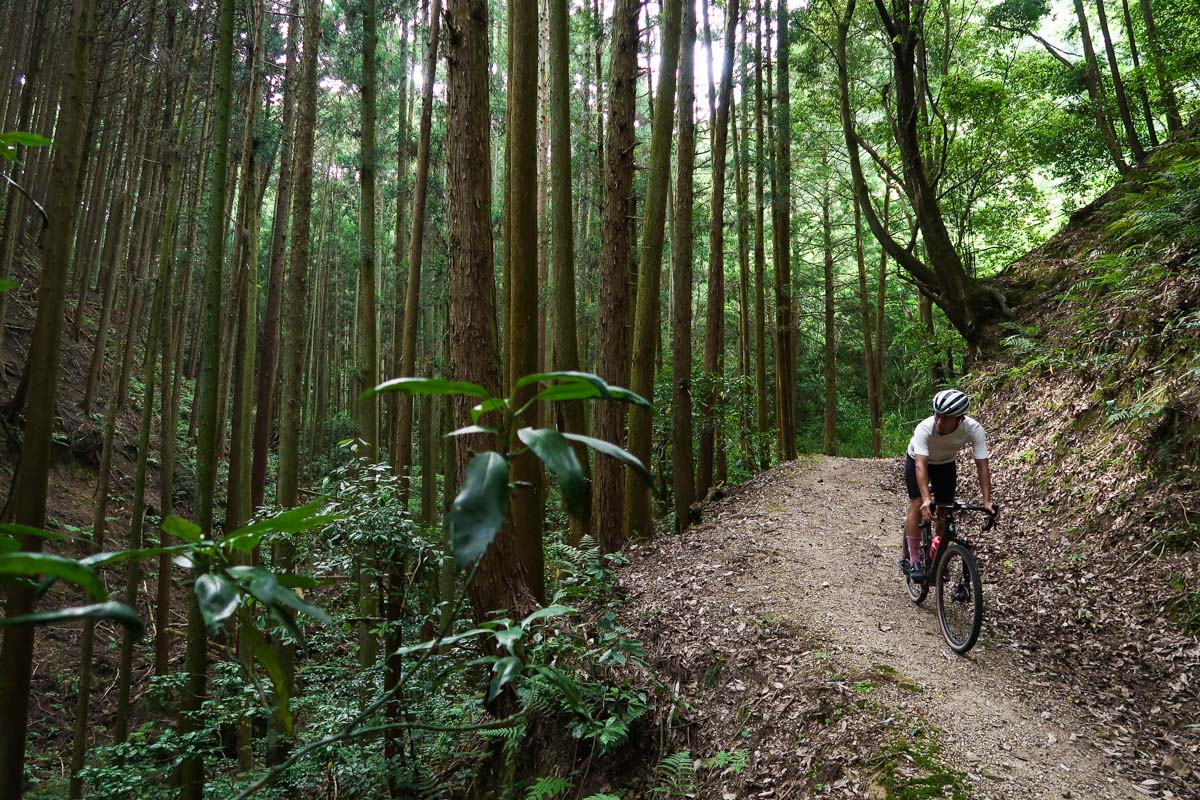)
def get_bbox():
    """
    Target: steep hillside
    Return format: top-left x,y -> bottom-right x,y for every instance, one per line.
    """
965,133 -> 1200,788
